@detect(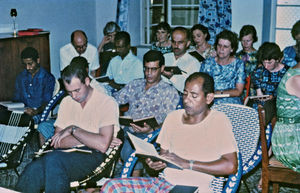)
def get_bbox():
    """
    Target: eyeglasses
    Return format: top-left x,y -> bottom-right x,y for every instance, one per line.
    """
143,66 -> 160,72
74,43 -> 87,50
